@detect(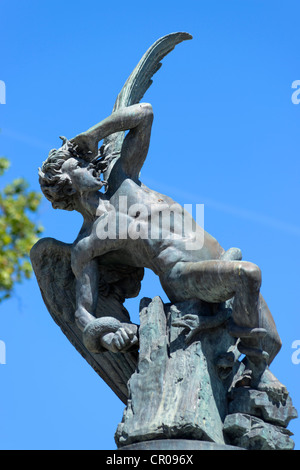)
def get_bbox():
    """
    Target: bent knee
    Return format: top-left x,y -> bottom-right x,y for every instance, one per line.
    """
238,261 -> 262,287
140,102 -> 153,118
